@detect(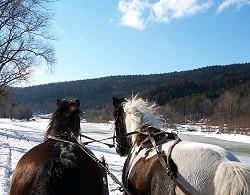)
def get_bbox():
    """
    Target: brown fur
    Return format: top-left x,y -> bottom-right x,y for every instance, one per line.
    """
10,98 -> 105,195
129,154 -> 178,194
